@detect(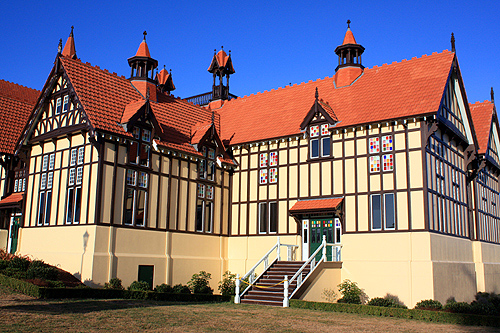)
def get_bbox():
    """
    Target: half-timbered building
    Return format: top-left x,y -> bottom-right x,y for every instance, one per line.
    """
1,23 -> 499,307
